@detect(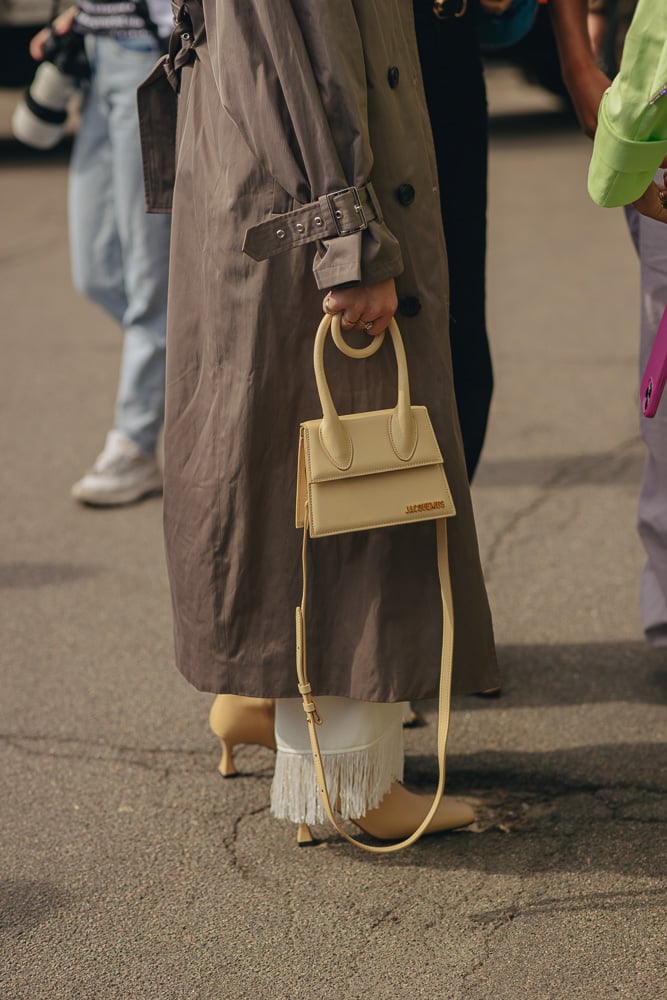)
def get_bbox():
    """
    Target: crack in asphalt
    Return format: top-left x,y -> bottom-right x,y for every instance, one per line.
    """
225,804 -> 272,875
471,794 -> 667,833
3,733 -> 663,822
481,436 -> 641,582
367,903 -> 402,932
458,882 -> 532,988
0,731 -> 212,772
472,886 -> 667,923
